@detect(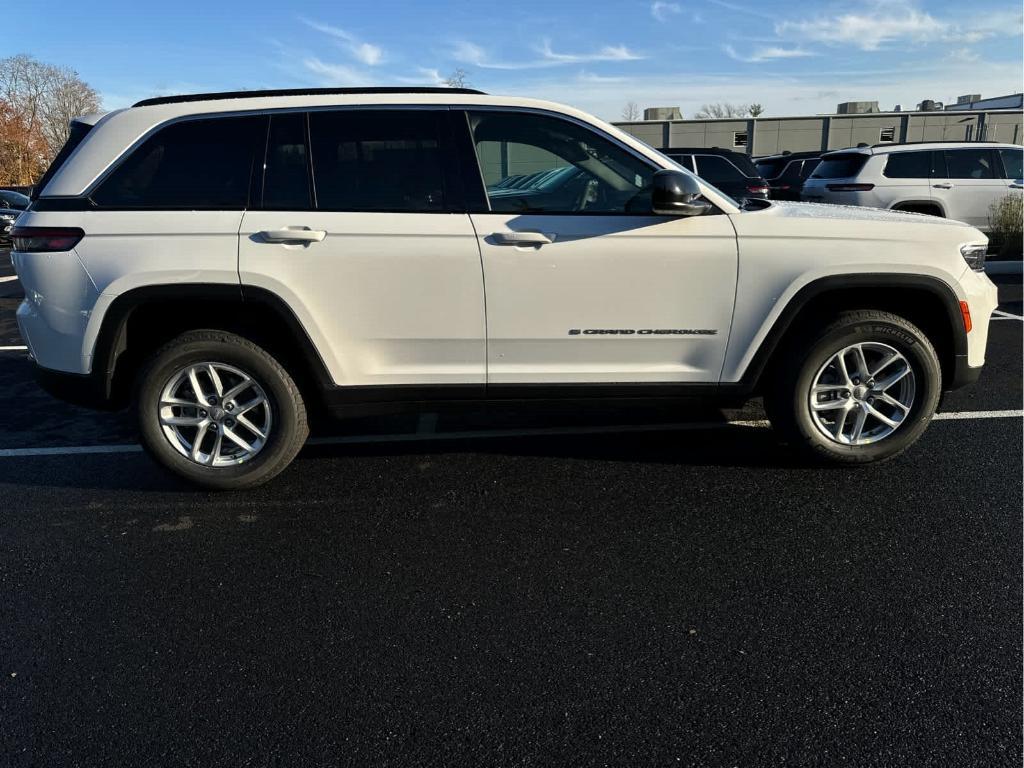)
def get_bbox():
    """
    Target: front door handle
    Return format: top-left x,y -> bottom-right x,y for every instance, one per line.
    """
932,182 -> 953,189
490,231 -> 554,246
1009,182 -> 1023,189
259,227 -> 327,243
